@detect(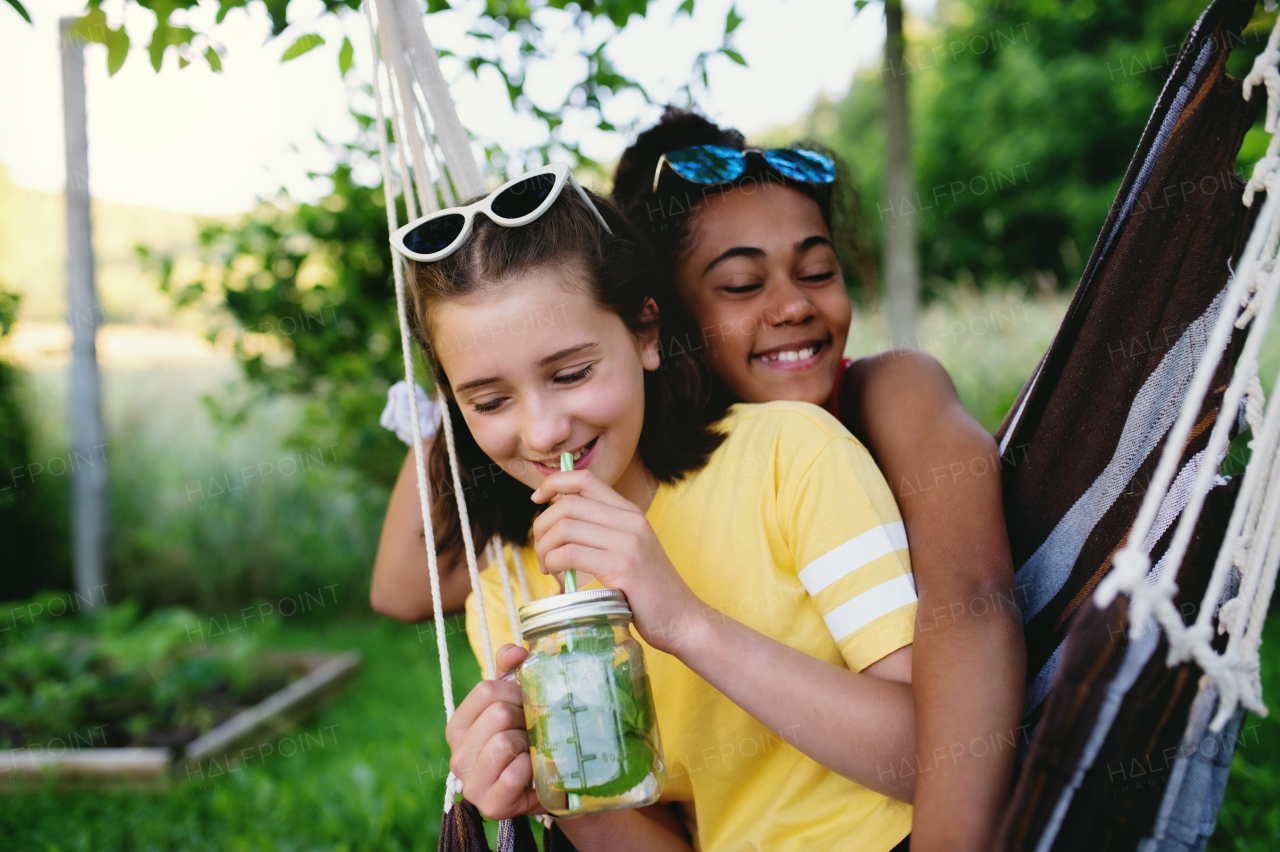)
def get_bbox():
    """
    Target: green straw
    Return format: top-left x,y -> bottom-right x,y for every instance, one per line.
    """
559,451 -> 580,808
560,451 -> 577,593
